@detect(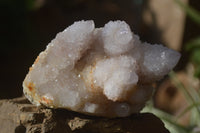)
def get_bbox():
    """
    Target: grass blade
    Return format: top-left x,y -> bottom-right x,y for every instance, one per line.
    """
174,0 -> 200,25
143,102 -> 190,133
169,71 -> 200,119
177,102 -> 200,119
185,37 -> 200,51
